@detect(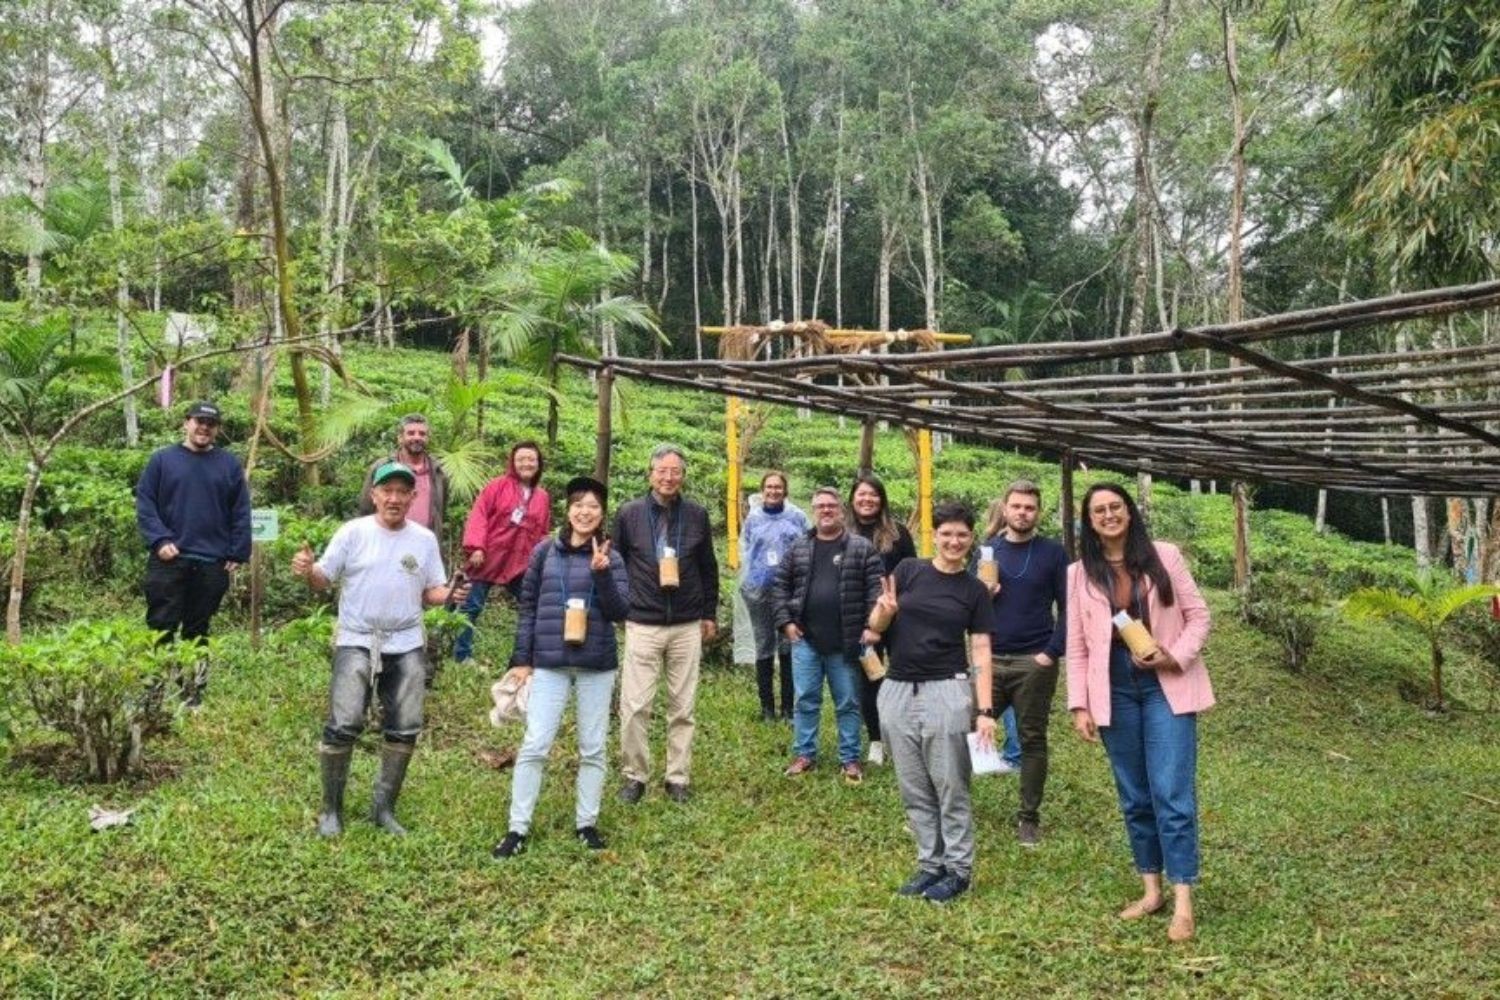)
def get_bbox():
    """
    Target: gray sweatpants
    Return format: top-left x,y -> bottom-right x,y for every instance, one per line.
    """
879,676 -> 976,879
